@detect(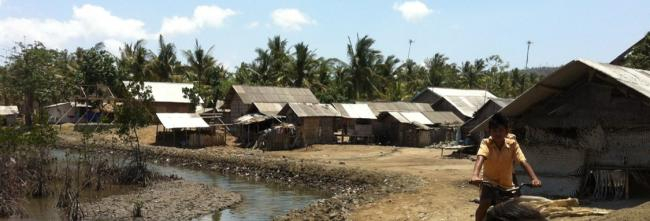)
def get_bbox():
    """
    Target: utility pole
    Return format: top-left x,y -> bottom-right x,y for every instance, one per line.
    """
407,39 -> 414,61
525,40 -> 533,69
